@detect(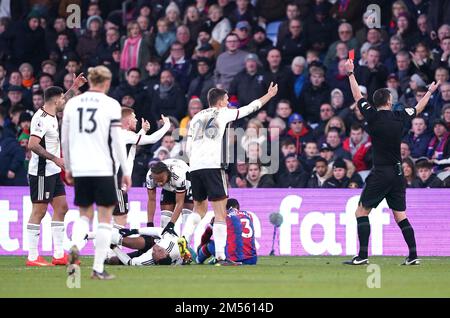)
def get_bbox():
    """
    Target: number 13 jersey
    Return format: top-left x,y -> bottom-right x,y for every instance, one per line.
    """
187,107 -> 239,172
62,91 -> 122,177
